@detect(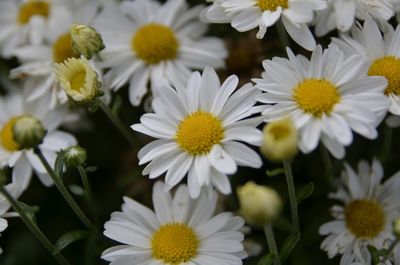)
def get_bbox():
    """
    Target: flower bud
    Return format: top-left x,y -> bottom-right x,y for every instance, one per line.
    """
260,118 -> 298,162
394,218 -> 400,238
12,115 -> 45,149
64,146 -> 87,168
237,181 -> 282,226
70,24 -> 105,59
54,56 -> 103,104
